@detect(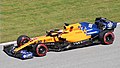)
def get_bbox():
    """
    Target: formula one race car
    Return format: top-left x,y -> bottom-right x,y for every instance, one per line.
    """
3,17 -> 117,59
